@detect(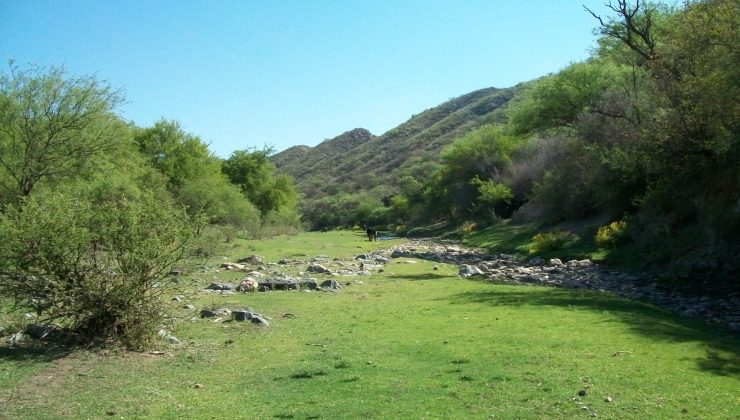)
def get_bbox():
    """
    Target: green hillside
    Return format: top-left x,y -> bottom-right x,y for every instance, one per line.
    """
272,86 -> 518,204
